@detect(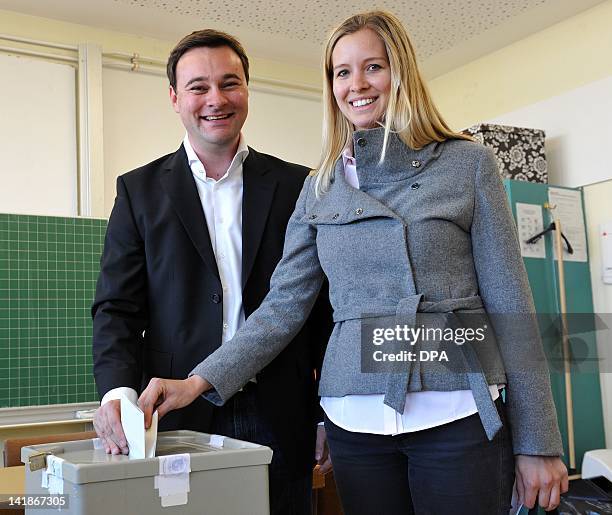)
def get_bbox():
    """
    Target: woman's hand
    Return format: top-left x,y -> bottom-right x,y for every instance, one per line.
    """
515,455 -> 569,511
315,425 -> 333,474
138,375 -> 211,428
